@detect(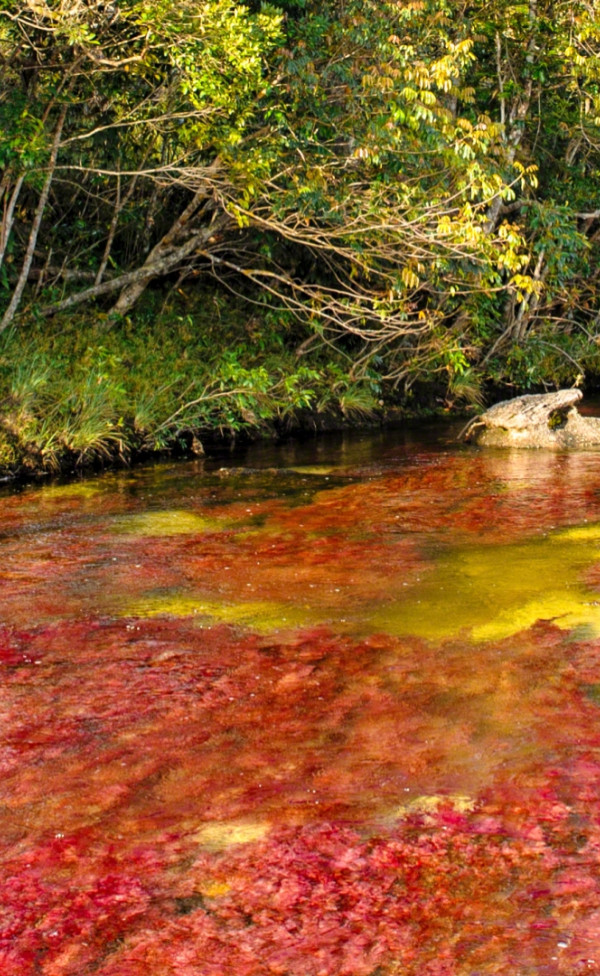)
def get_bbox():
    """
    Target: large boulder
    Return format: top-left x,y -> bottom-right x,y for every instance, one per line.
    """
461,389 -> 600,448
